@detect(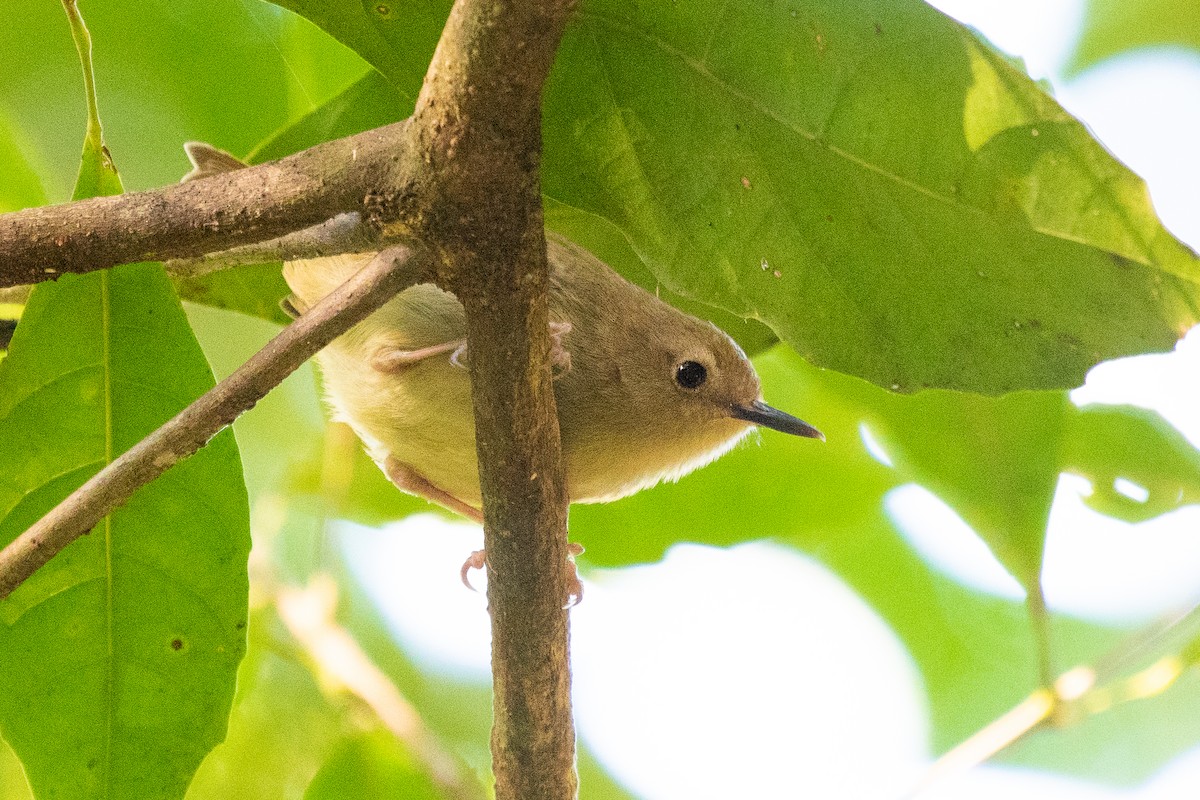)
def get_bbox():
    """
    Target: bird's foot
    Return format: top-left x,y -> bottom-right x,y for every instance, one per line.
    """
549,320 -> 572,378
372,339 -> 468,372
376,322 -> 570,376
461,542 -> 585,608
